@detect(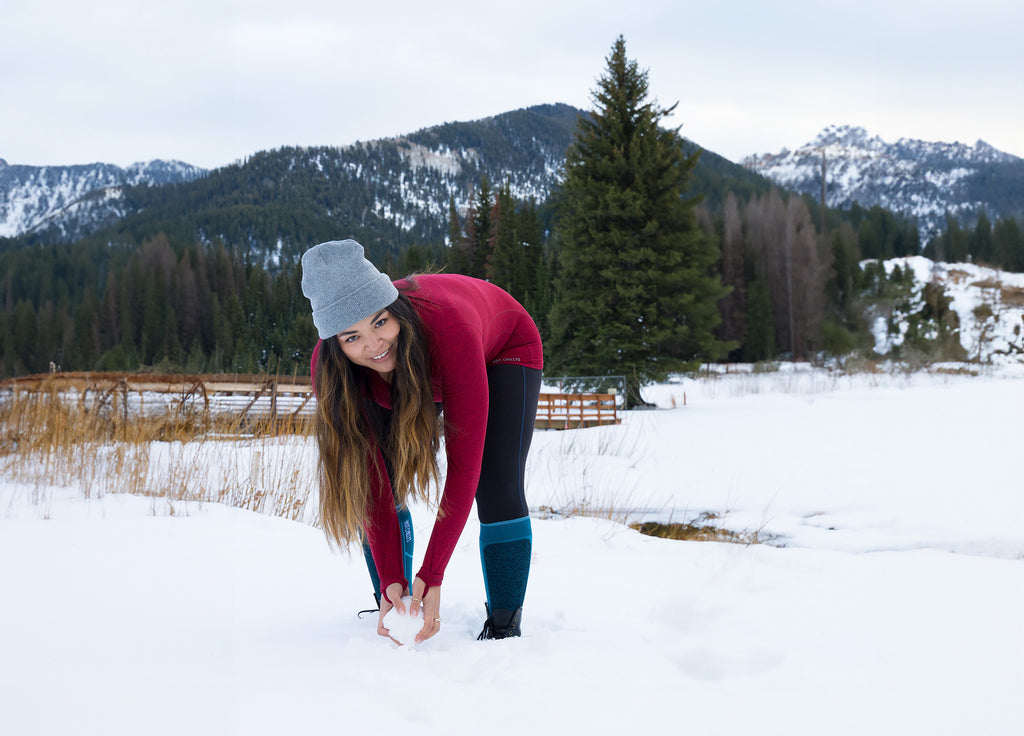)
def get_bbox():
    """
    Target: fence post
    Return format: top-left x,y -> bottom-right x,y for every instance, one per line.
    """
270,378 -> 279,425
